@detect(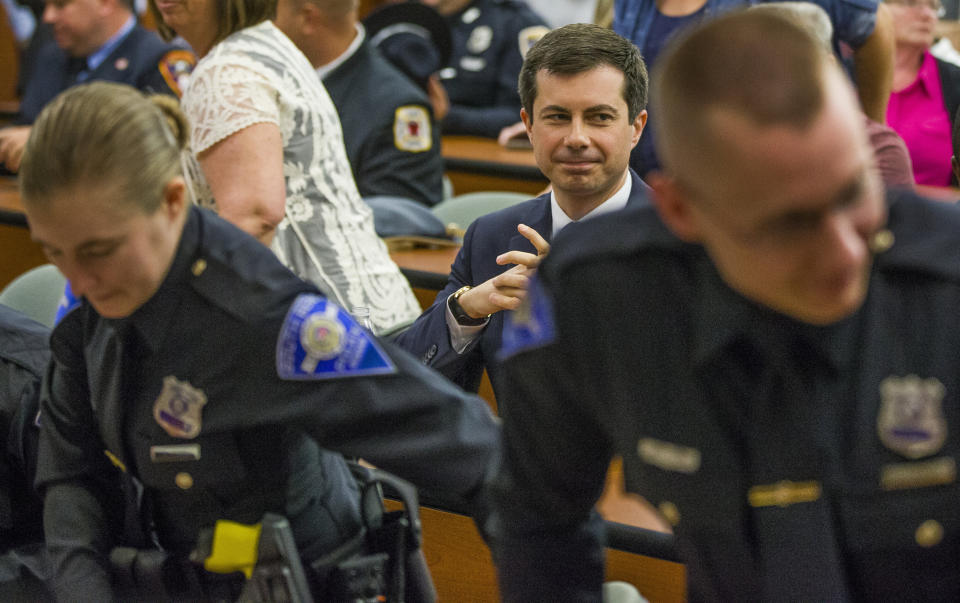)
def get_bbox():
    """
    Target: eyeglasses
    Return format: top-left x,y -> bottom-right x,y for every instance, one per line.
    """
887,0 -> 946,18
